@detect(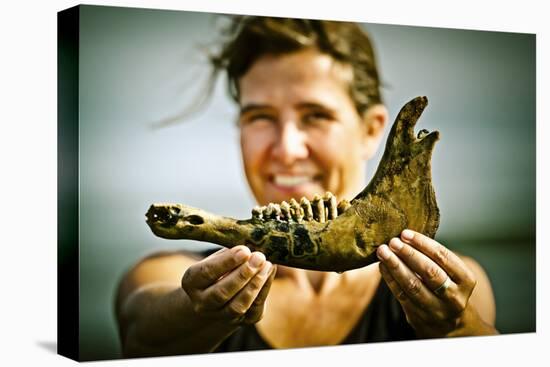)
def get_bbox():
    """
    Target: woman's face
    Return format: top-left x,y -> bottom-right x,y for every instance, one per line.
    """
238,48 -> 387,206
